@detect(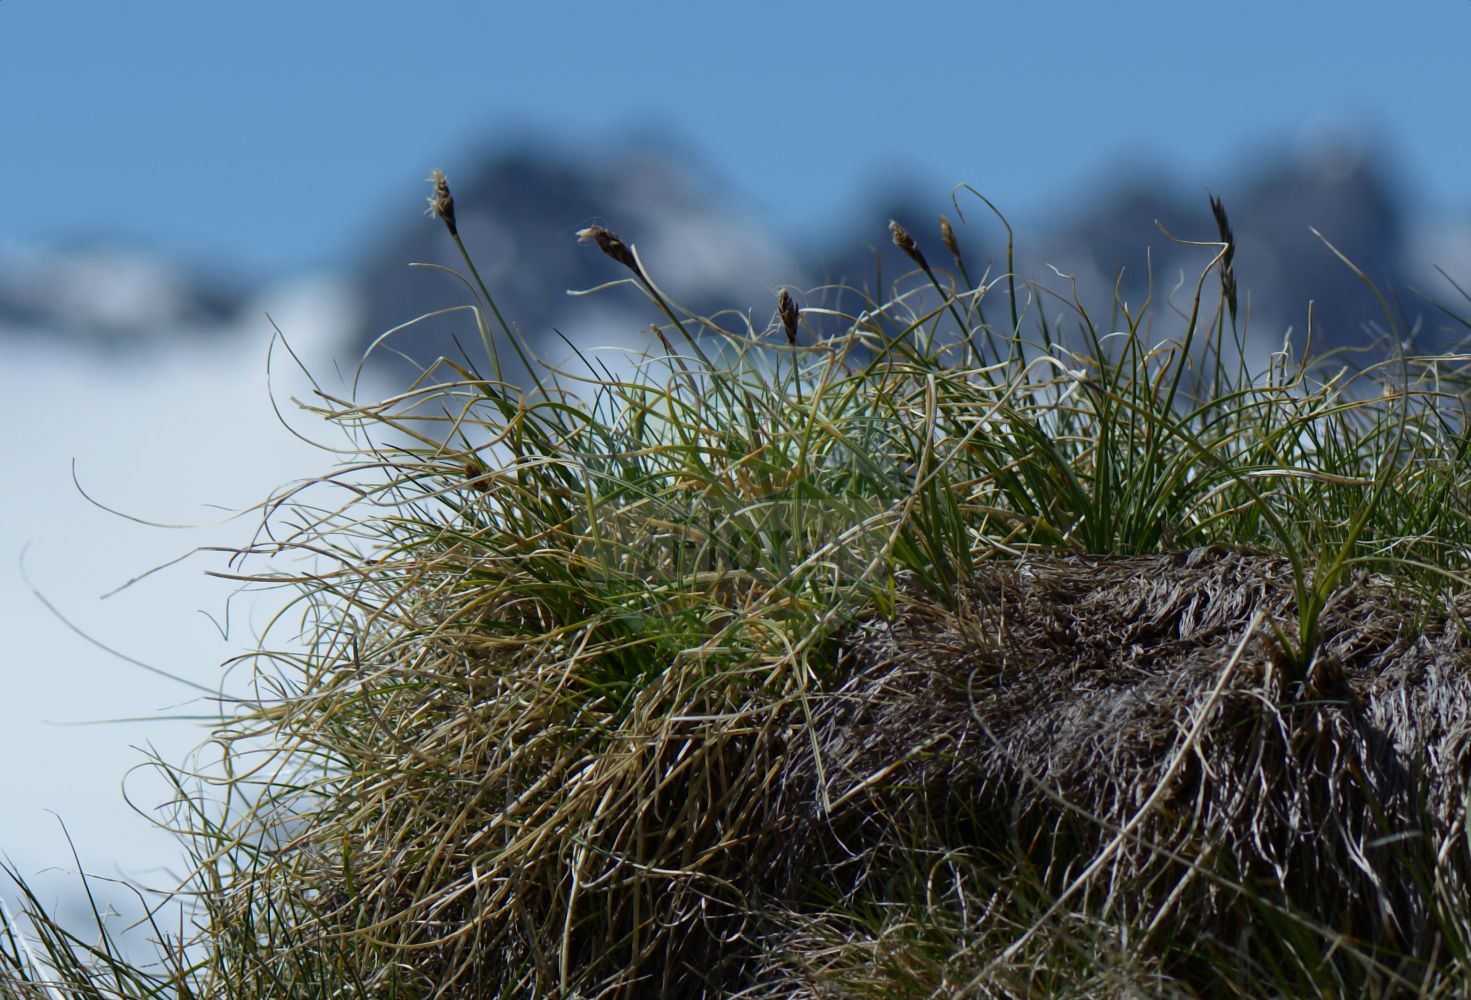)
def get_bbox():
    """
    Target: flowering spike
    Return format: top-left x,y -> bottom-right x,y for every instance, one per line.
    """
778,288 -> 800,346
1209,193 -> 1238,324
889,219 -> 929,270
426,169 -> 457,237
576,225 -> 641,276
